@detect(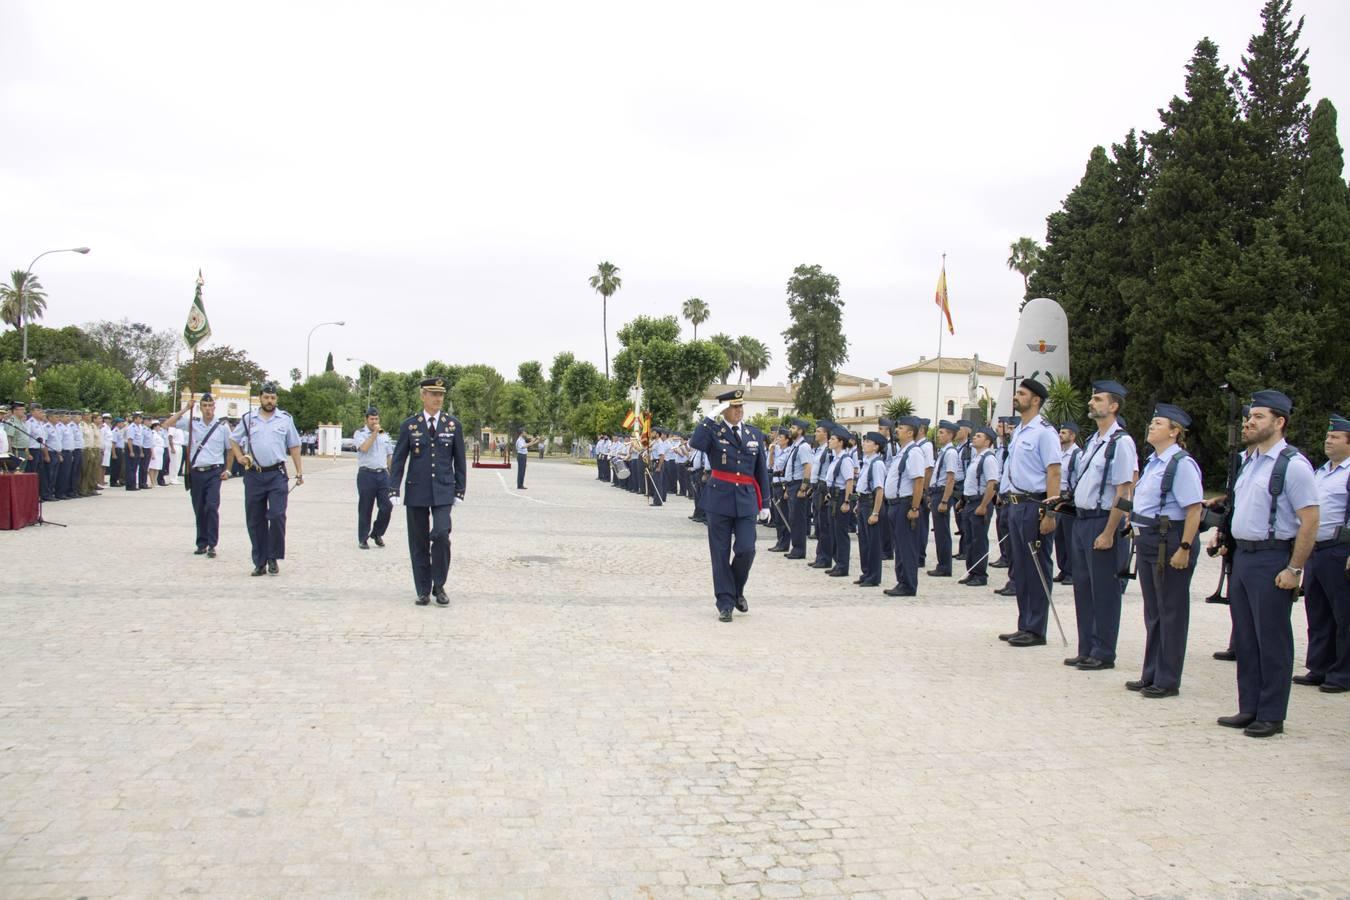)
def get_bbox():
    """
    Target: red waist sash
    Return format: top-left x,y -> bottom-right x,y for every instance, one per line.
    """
711,469 -> 762,510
